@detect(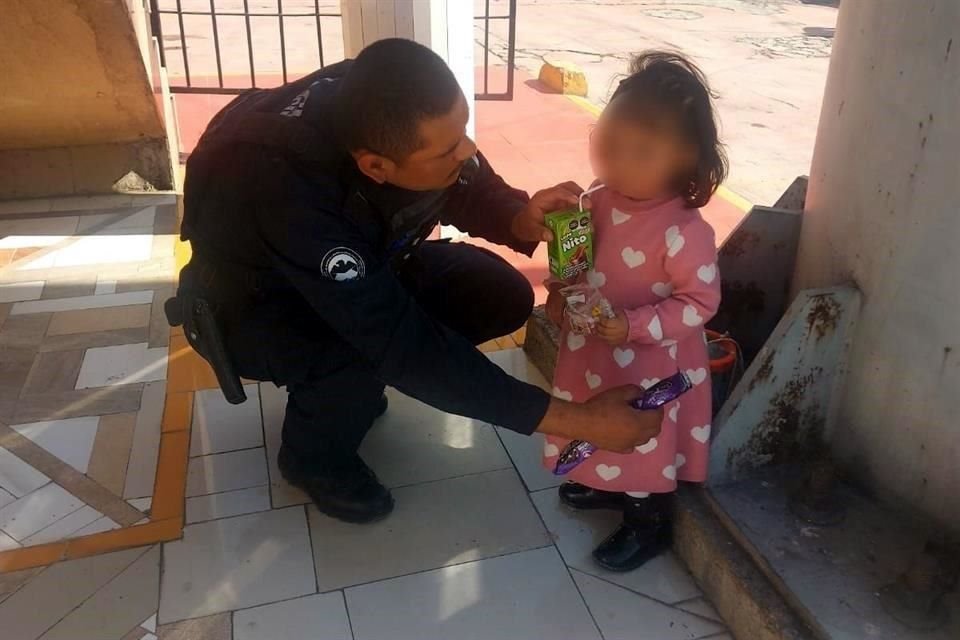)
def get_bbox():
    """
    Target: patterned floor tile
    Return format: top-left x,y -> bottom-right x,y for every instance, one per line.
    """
20,350 -> 84,394
0,281 -> 44,303
345,547 -> 601,640
22,505 -> 104,546
309,469 -> 551,592
233,593 -> 352,640
75,342 -> 167,389
185,486 -> 271,524
0,446 -> 49,497
0,483 -> 84,541
159,507 -> 315,623
86,412 -> 137,496
123,382 -> 166,500
18,234 -> 153,270
11,383 -> 144,424
46,304 -> 151,336
189,385 -> 263,457
10,416 -> 100,473
156,613 -> 232,640
9,290 -> 154,316
185,448 -> 269,497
